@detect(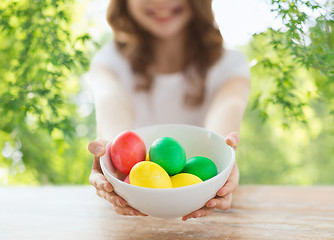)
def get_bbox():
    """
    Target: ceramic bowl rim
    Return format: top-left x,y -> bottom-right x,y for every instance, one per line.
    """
100,124 -> 235,192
